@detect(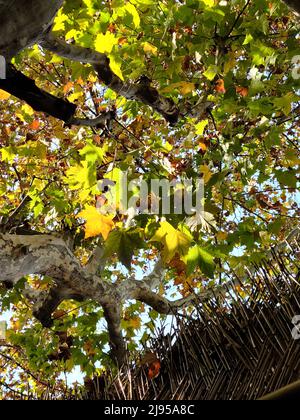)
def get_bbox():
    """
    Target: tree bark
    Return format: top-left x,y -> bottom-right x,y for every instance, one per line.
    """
0,233 -> 197,365
0,0 -> 64,60
282,0 -> 300,15
0,64 -> 76,123
0,0 -> 211,125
